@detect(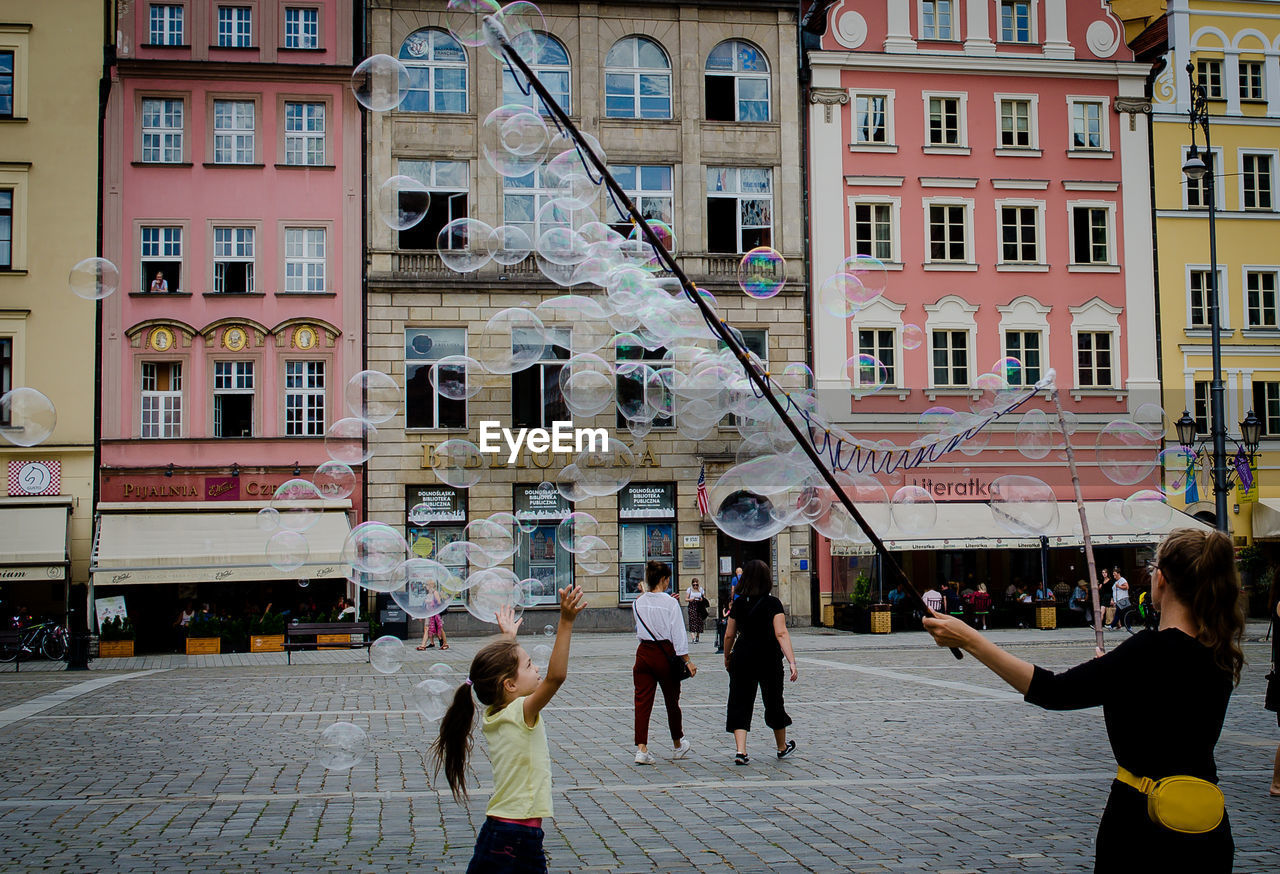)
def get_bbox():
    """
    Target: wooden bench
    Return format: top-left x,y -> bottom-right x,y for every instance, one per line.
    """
0,630 -> 21,671
284,622 -> 371,665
